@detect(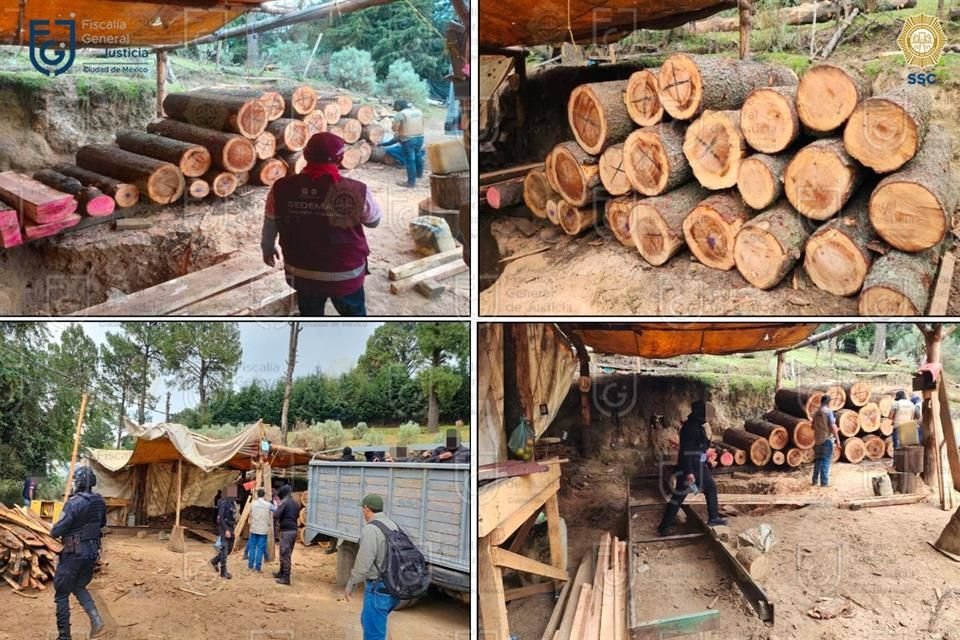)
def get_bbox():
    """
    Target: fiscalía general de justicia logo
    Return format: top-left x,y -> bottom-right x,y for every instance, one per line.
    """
28,18 -> 76,76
